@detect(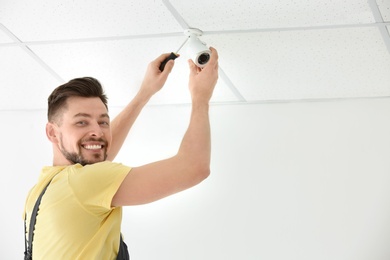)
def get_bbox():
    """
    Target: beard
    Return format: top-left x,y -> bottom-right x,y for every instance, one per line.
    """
59,136 -> 108,166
